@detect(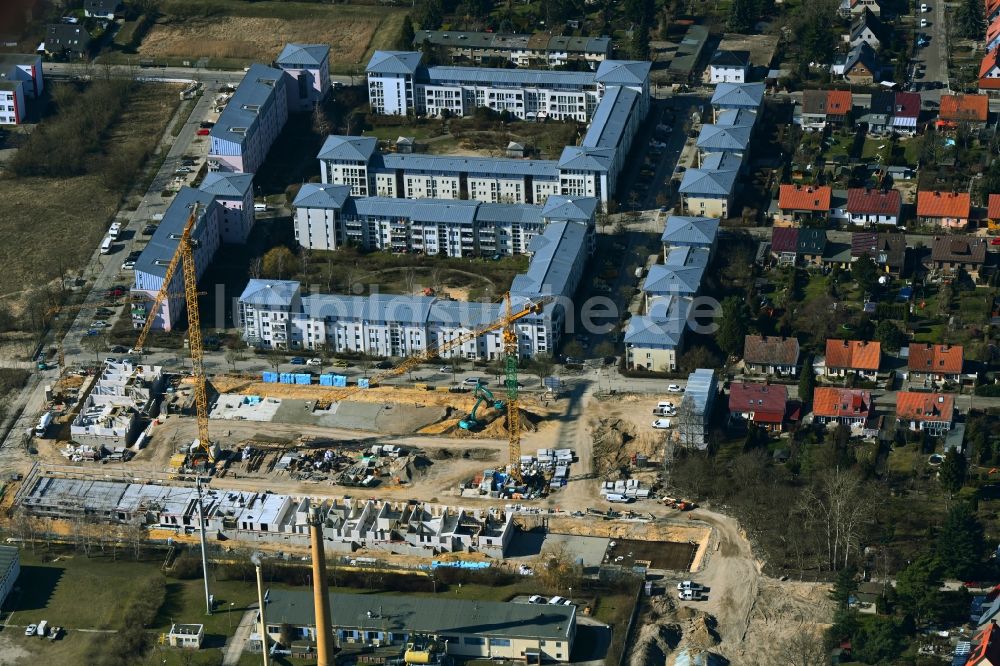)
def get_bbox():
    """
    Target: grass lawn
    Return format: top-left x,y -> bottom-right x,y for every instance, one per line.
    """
861,136 -> 891,161
803,272 -> 830,301
901,136 -> 922,166
0,83 -> 180,300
